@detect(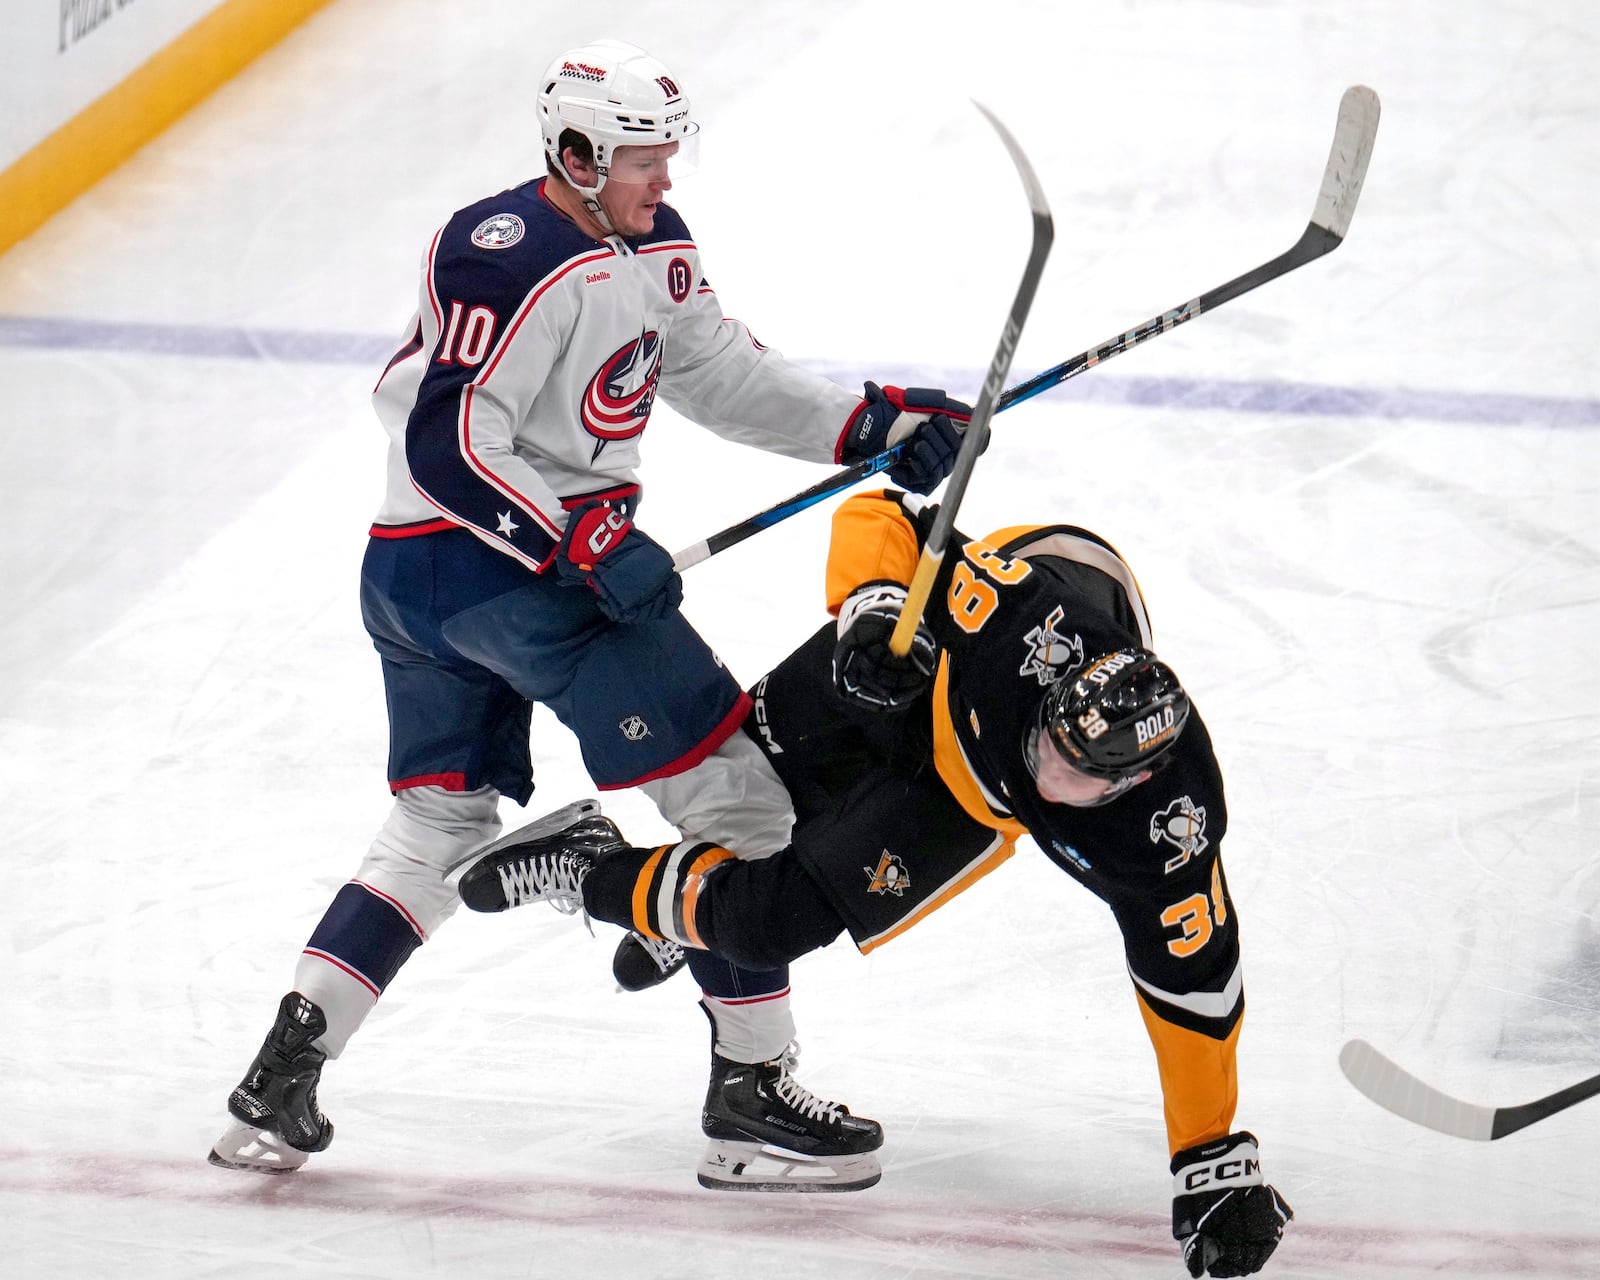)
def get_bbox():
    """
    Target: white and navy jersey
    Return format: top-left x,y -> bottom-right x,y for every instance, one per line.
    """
370,177 -> 859,568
